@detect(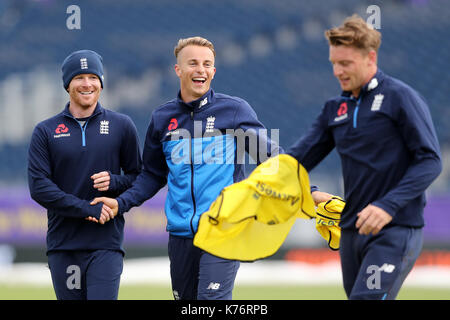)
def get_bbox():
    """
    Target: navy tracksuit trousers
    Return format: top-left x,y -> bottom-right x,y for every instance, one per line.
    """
340,225 -> 423,300
168,234 -> 240,300
47,249 -> 123,300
